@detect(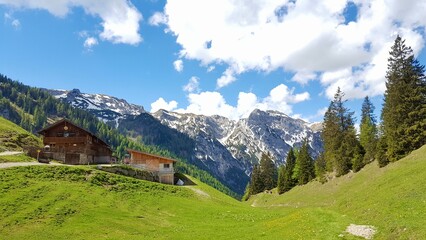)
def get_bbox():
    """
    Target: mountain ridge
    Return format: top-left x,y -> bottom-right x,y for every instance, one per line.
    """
45,88 -> 145,125
48,88 -> 323,194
